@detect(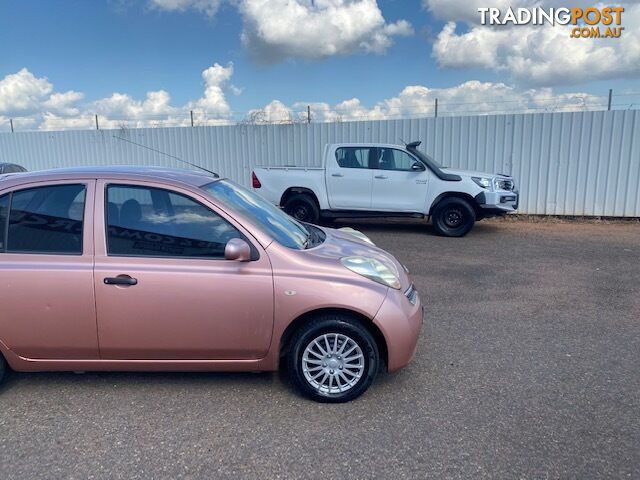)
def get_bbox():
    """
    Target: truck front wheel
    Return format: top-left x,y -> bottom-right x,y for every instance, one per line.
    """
432,197 -> 476,237
284,193 -> 320,224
